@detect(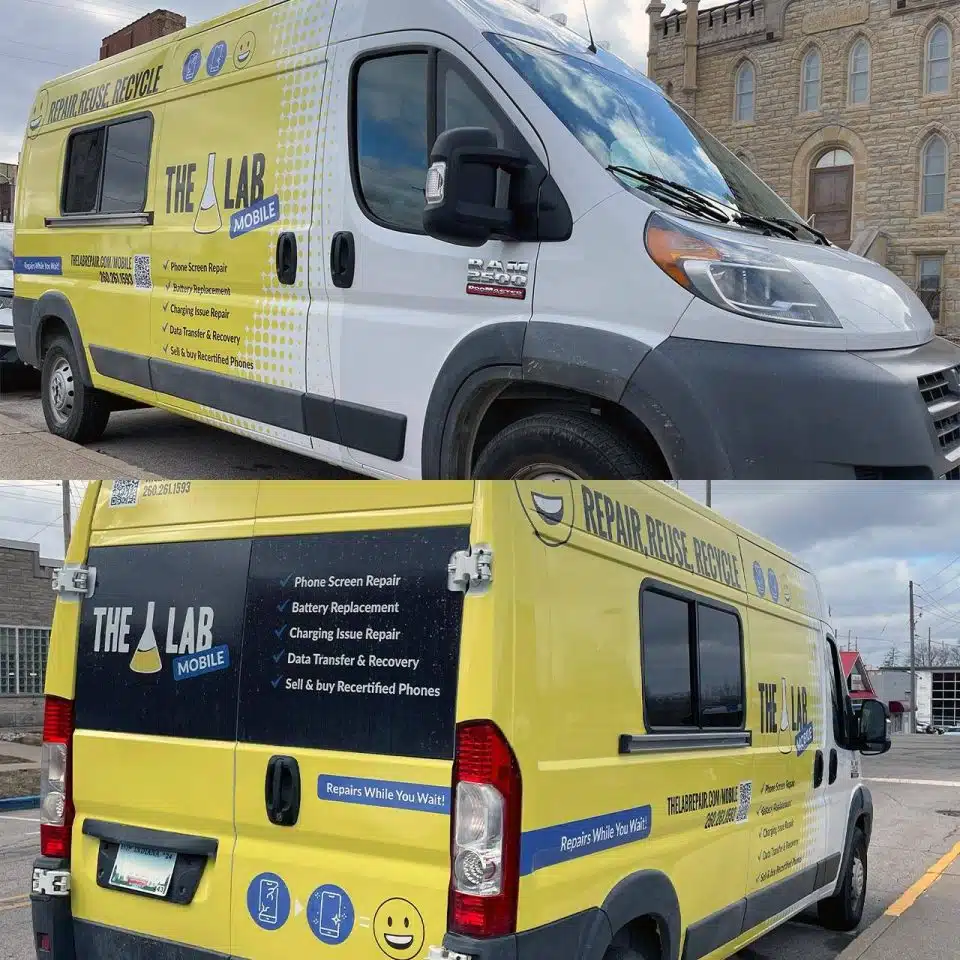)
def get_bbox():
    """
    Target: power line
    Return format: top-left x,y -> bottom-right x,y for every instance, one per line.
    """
918,553 -> 960,594
1,0 -> 153,18
0,37 -> 81,57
